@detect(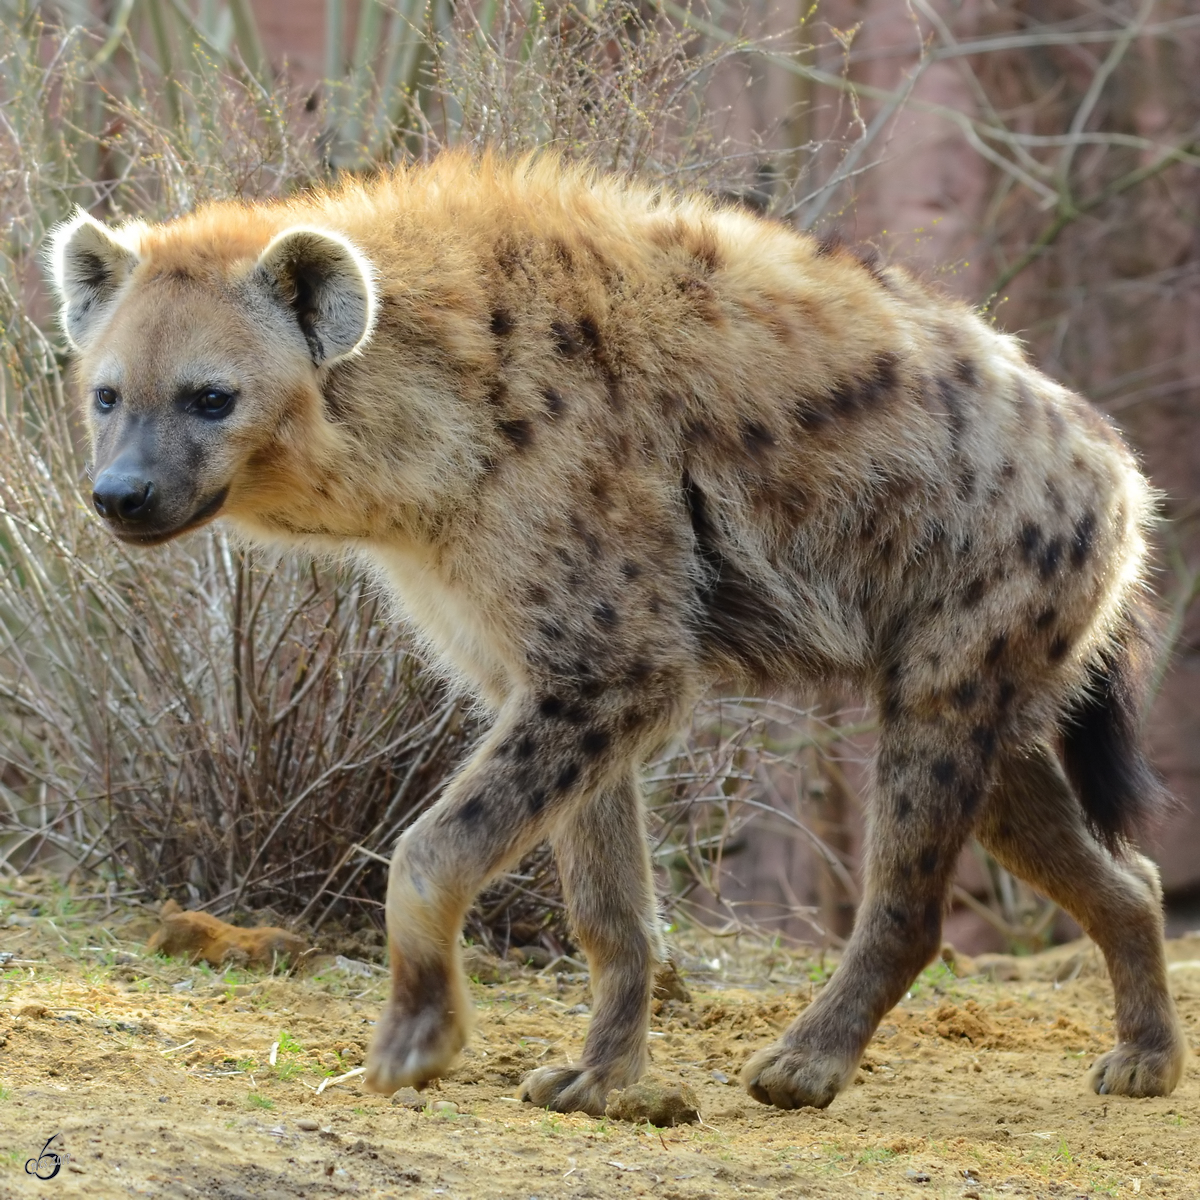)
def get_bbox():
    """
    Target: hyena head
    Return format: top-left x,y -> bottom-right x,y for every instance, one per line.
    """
47,210 -> 377,545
